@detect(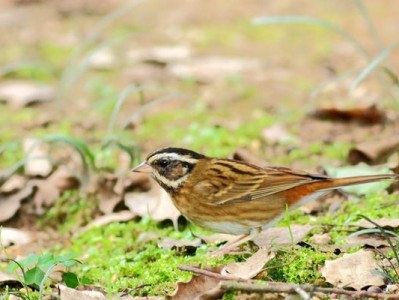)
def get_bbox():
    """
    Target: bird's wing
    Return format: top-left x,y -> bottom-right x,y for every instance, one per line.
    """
193,166 -> 328,205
